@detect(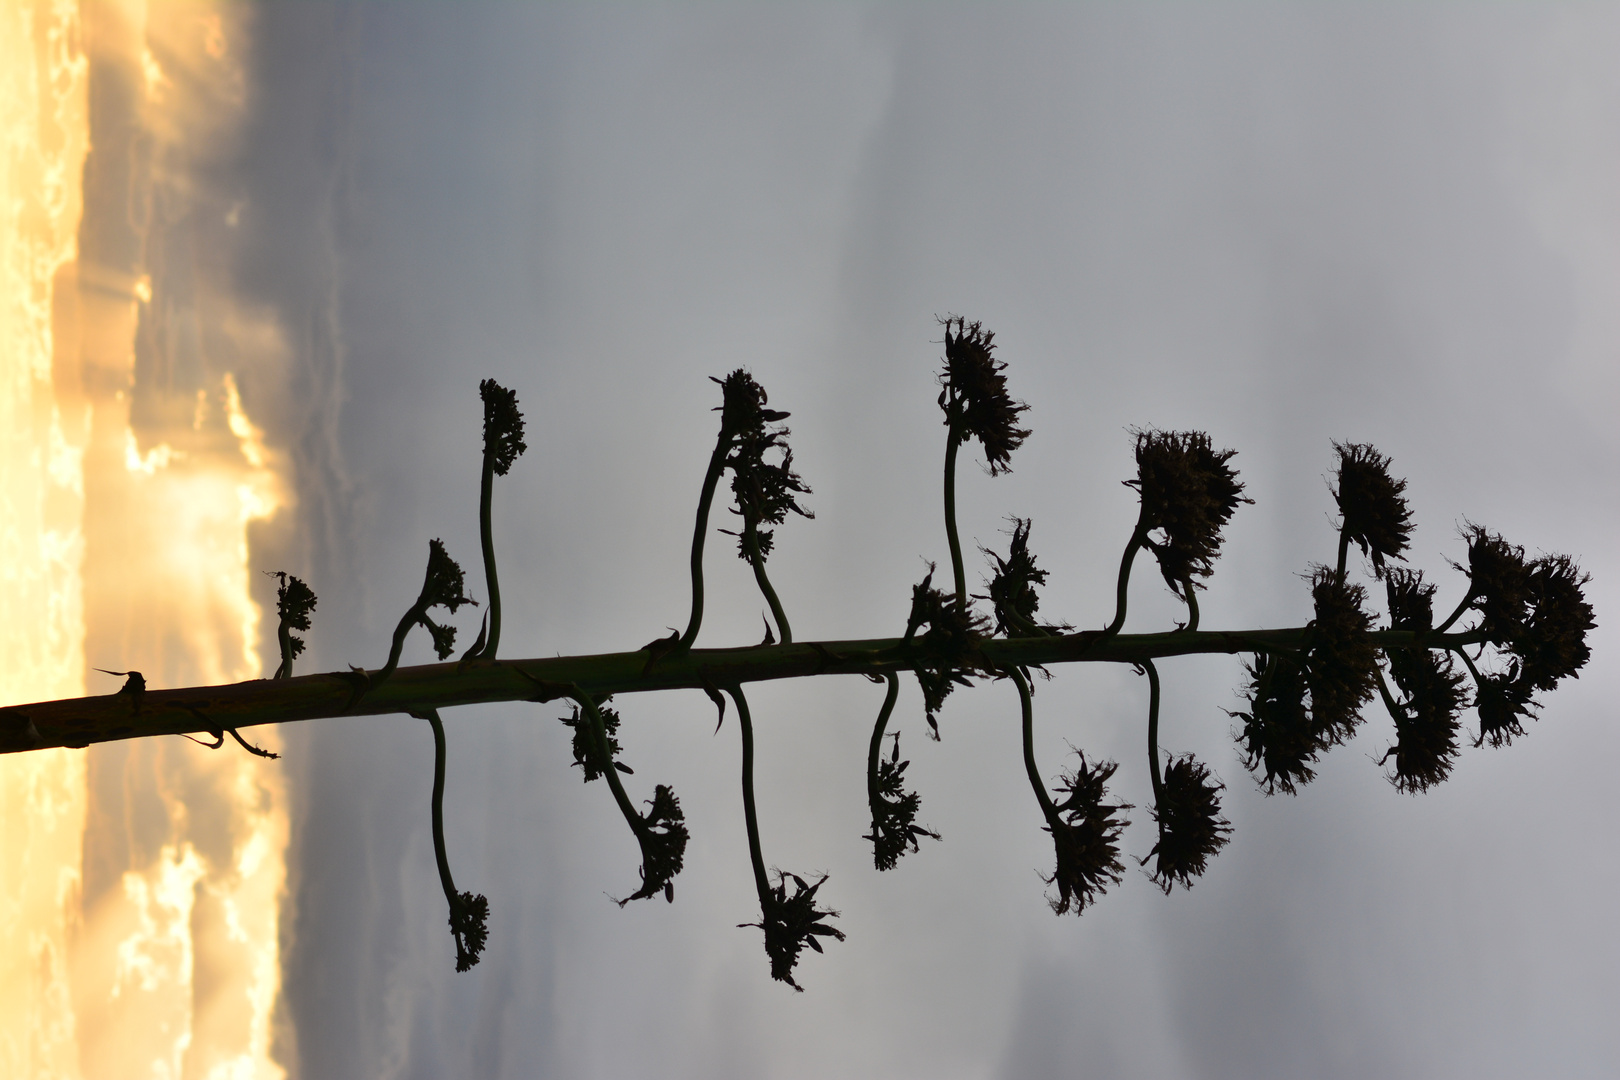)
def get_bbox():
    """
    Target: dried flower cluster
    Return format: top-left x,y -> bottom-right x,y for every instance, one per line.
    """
715,368 -> 789,438
448,890 -> 490,973
1461,528 -> 1594,747
903,566 -> 989,737
1128,430 -> 1250,595
1332,442 -> 1413,576
865,733 -> 939,872
740,872 -> 845,991
558,701 -> 632,783
271,572 -> 318,679
1305,567 -> 1377,746
1234,569 -> 1376,793
1145,755 -> 1232,893
479,378 -> 528,476
1233,652 -> 1317,795
274,573 -> 317,658
417,539 -> 477,658
980,519 -> 1066,638
621,785 -> 689,905
721,372 -> 812,563
1379,570 -> 1467,792
938,317 -> 1030,475
1044,754 -> 1132,915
